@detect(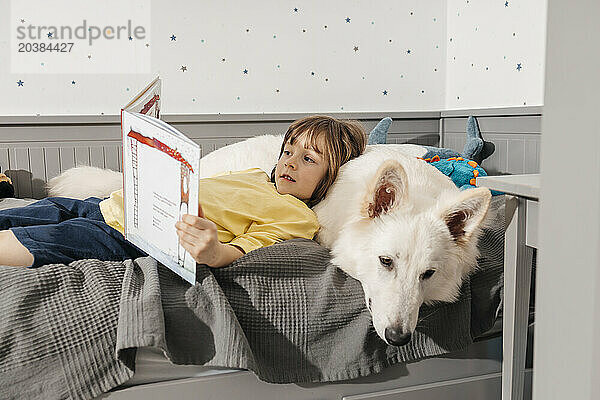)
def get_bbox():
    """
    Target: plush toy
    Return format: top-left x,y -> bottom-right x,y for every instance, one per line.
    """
367,116 -> 501,195
0,169 -> 15,198
417,155 -> 498,194
421,116 -> 495,164
425,157 -> 503,196
368,115 -> 495,166
367,117 -> 392,145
